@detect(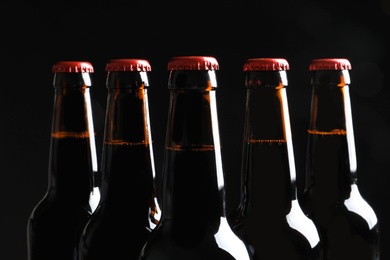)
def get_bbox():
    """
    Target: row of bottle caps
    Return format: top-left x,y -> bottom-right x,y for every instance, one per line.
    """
51,57 -> 352,74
